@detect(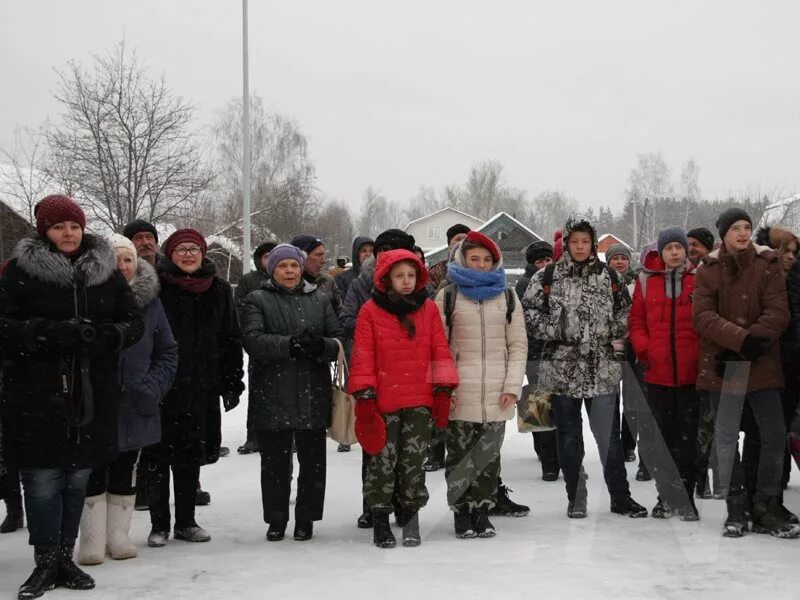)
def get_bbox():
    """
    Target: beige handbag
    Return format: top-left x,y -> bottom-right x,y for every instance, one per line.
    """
517,388 -> 556,433
328,339 -> 358,445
